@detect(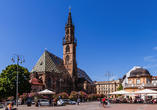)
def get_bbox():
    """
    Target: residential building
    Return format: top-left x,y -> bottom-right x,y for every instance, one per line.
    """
152,76 -> 157,86
95,79 -> 121,98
